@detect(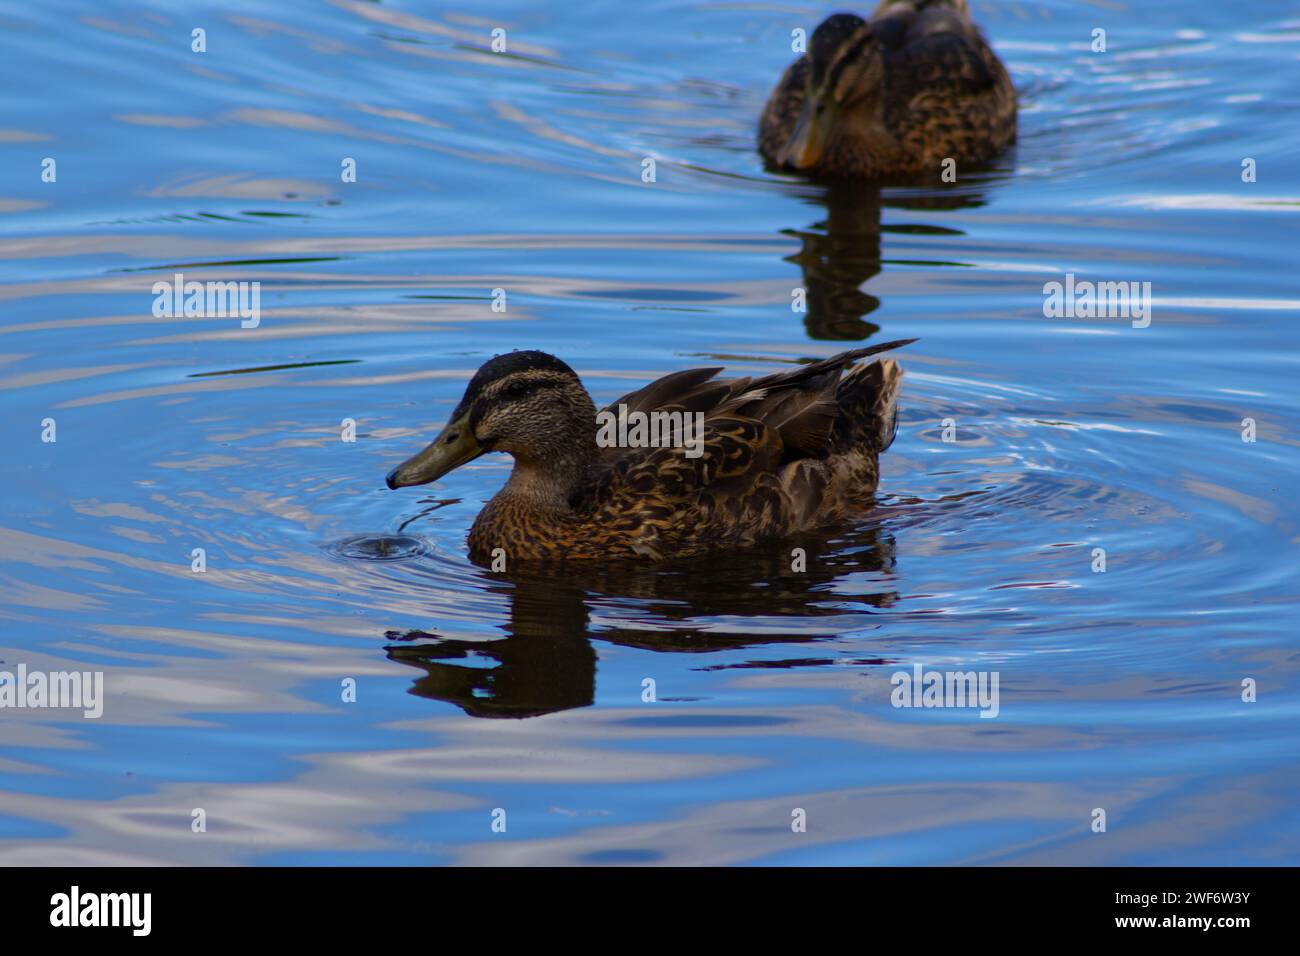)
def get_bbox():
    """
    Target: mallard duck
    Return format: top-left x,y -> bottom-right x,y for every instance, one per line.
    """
759,0 -> 1016,178
385,340 -> 914,563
